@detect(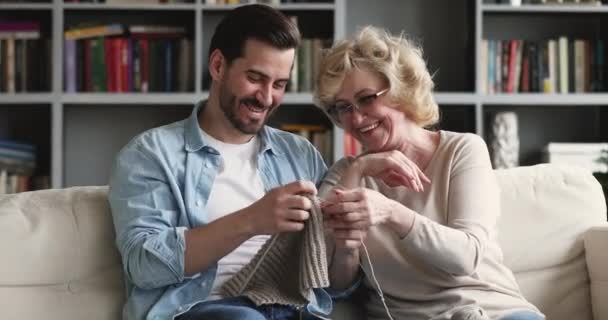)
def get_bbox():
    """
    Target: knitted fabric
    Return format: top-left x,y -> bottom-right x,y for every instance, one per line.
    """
221,196 -> 329,307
